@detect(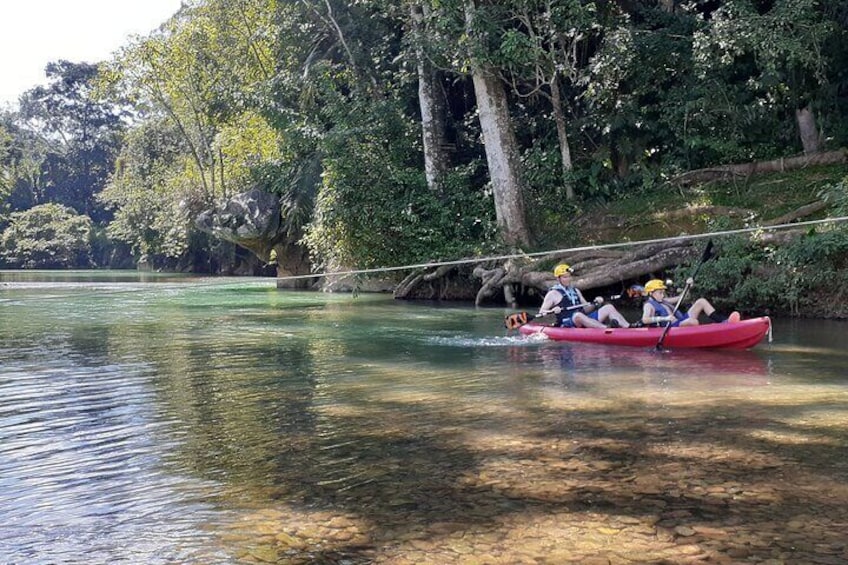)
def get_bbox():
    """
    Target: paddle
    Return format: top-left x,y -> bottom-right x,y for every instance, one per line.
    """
504,294 -> 623,330
654,239 -> 715,351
